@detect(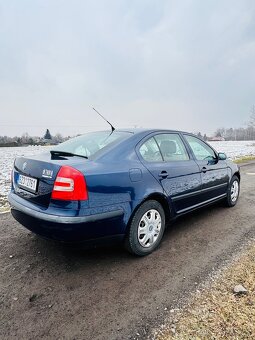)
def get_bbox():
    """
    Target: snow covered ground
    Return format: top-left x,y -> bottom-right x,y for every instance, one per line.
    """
208,140 -> 255,160
0,146 -> 50,213
0,141 -> 255,212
